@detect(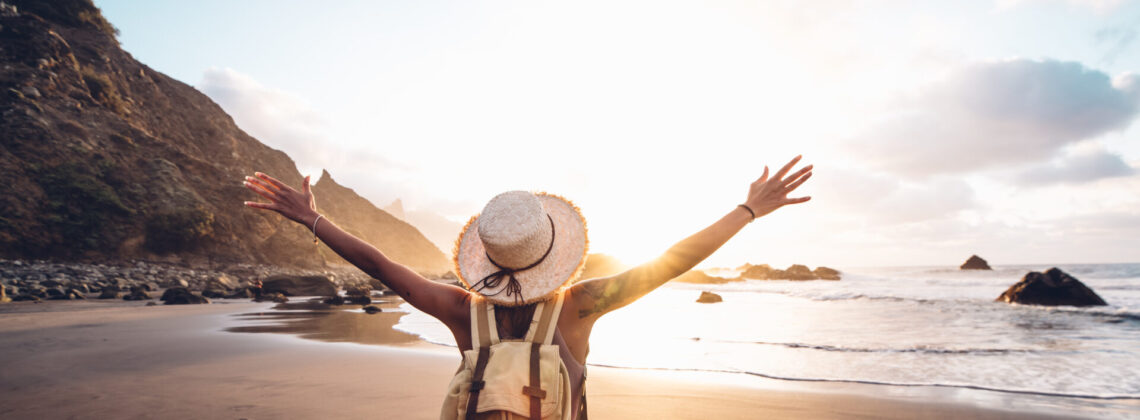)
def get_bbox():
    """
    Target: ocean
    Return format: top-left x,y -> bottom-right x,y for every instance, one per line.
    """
394,263 -> 1140,416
